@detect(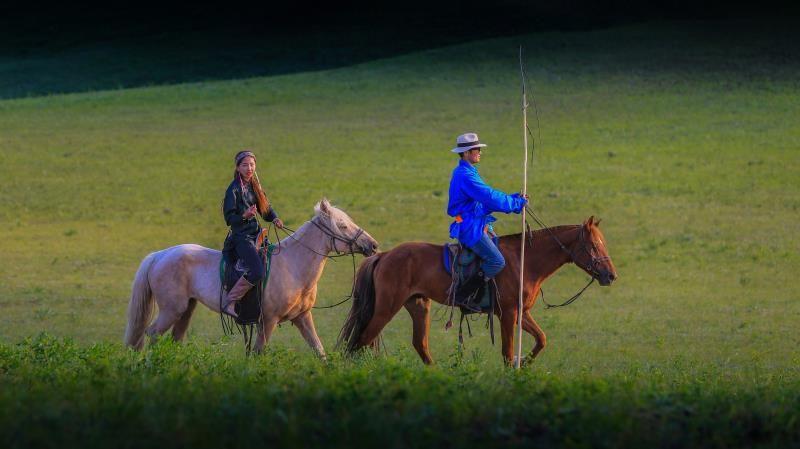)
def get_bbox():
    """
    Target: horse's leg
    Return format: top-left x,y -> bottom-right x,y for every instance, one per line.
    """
291,310 -> 327,361
499,307 -> 519,365
145,307 -> 181,343
521,309 -> 546,365
171,298 -> 197,342
253,315 -> 279,354
404,297 -> 434,365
